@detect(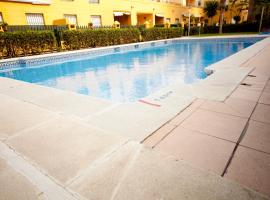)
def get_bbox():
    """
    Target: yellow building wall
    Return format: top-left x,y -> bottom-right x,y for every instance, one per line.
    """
0,0 -> 204,26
